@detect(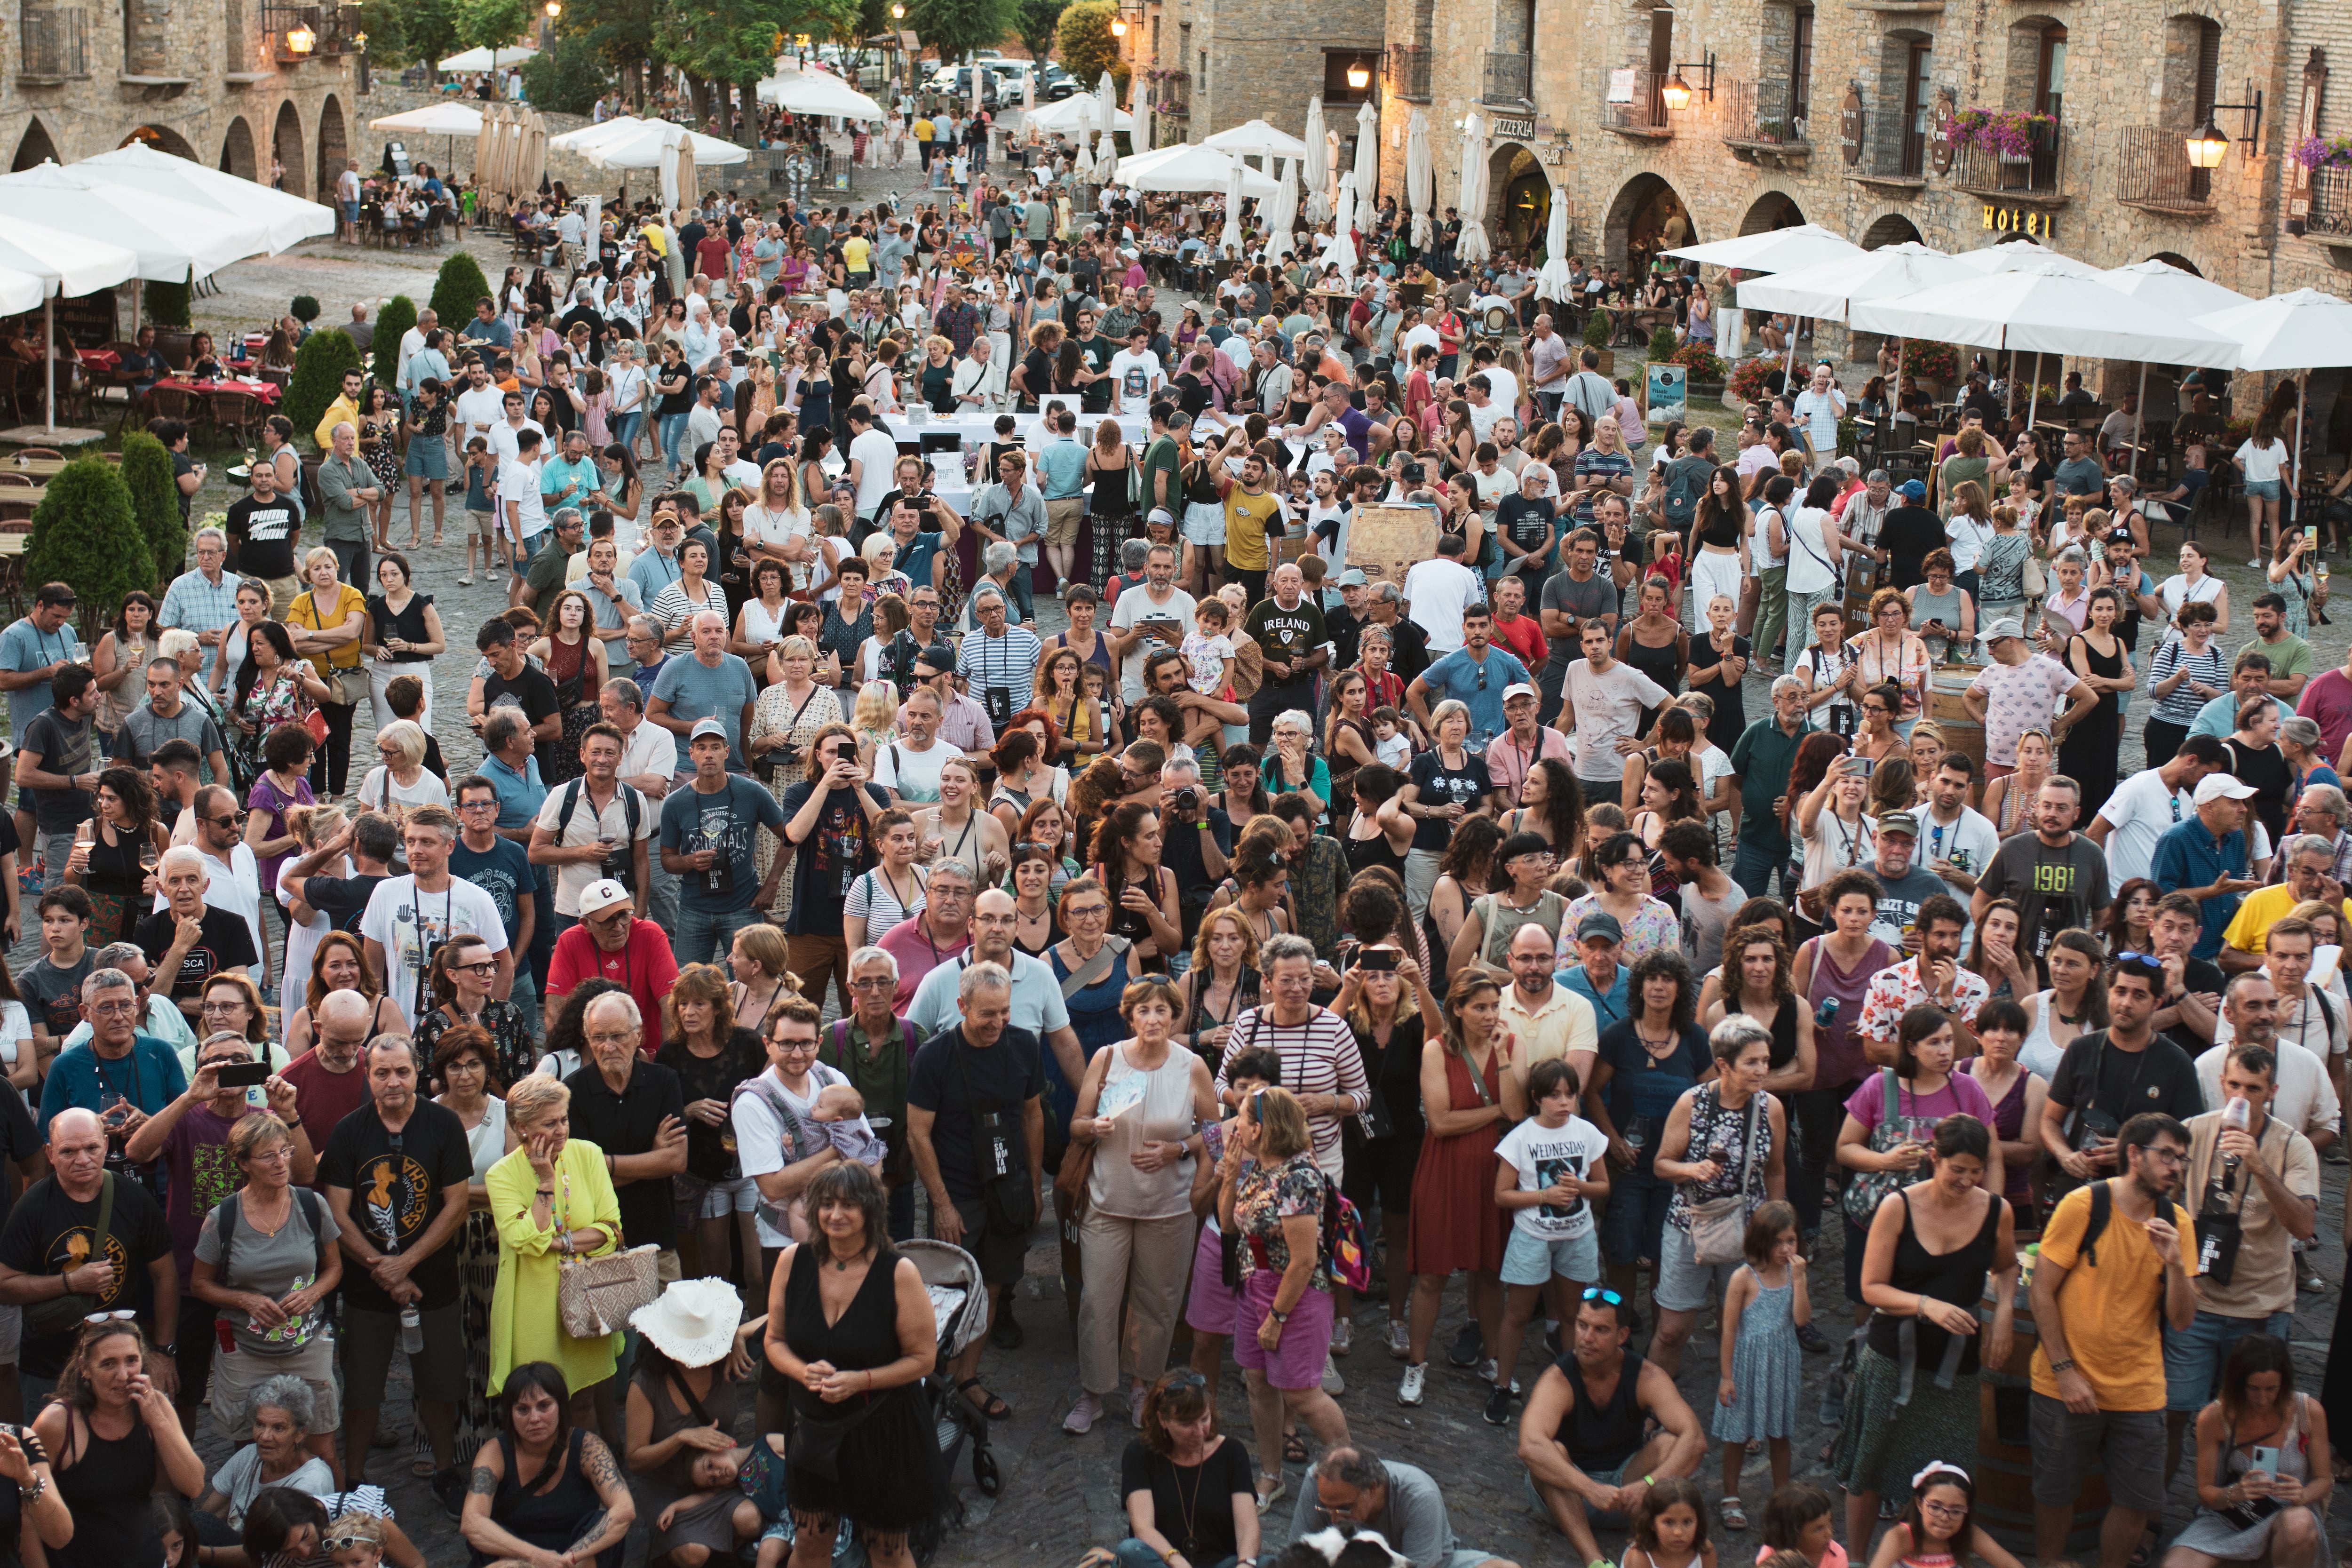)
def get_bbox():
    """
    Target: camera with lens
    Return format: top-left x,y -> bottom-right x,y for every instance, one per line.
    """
1173,786 -> 1200,818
